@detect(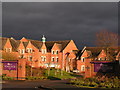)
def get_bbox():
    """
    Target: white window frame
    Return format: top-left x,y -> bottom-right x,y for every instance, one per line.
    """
52,50 -> 54,54
44,49 -> 47,54
41,49 -> 44,54
6,48 -> 8,52
56,50 -> 59,54
81,65 -> 85,71
30,48 -> 32,53
41,56 -> 46,62
27,48 -> 32,53
81,57 -> 85,62
27,48 -> 29,53
9,48 -> 12,52
41,56 -> 43,61
19,49 -> 21,54
51,57 -> 54,62
43,56 -> 46,61
22,49 -> 25,54
69,58 -> 71,62
5,48 -> 12,52
98,58 -> 102,60
56,57 -> 59,62
42,49 -> 47,54
28,56 -> 32,61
